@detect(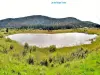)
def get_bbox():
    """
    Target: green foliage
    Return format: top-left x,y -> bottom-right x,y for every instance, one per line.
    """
29,46 -> 37,53
60,57 -> 64,64
69,48 -> 89,60
0,28 -> 100,75
49,57 -> 52,63
6,38 -> 12,42
6,28 -> 9,33
24,43 -> 29,49
0,33 -> 4,38
40,59 -> 48,66
49,45 -> 56,52
9,44 -> 14,50
2,47 -> 8,54
27,56 -> 34,65
22,49 -> 27,56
